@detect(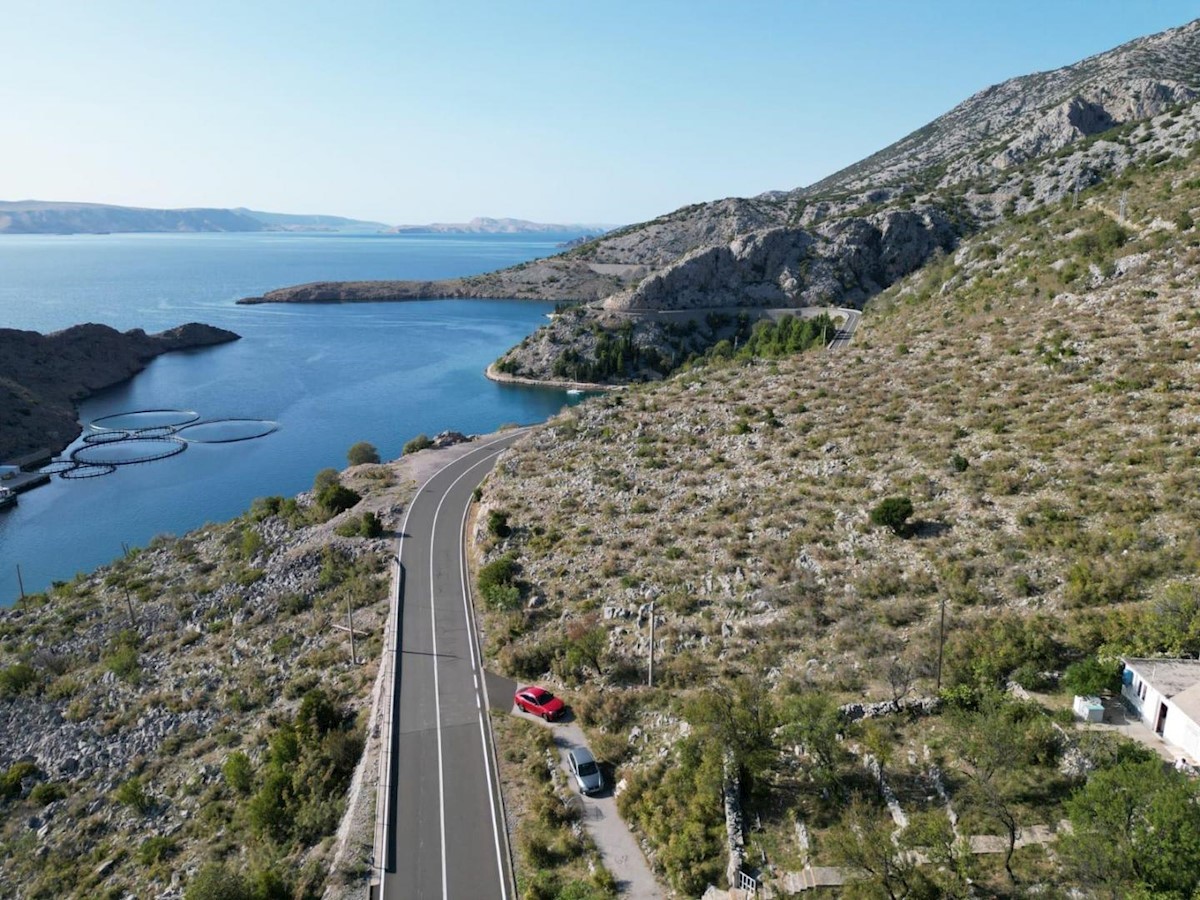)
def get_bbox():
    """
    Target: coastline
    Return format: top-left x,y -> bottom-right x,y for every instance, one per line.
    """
484,362 -> 614,393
